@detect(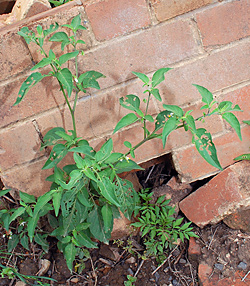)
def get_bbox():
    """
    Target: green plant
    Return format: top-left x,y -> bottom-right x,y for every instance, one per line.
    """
131,189 -> 197,262
2,14 -> 242,272
124,274 -> 137,286
234,120 -> 250,161
49,0 -> 72,7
